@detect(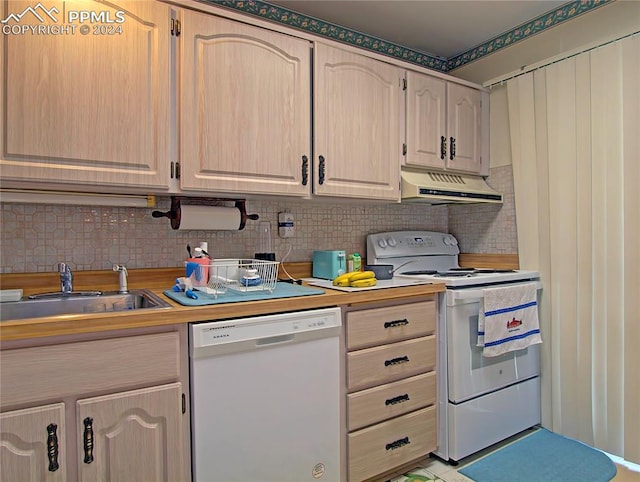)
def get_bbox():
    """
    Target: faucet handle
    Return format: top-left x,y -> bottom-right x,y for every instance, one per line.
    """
58,262 -> 70,273
113,264 -> 127,273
